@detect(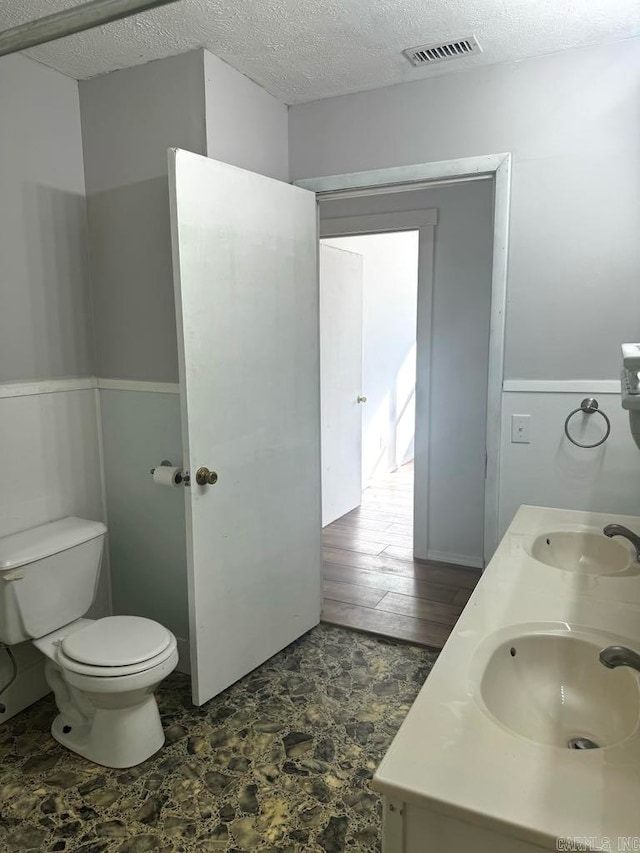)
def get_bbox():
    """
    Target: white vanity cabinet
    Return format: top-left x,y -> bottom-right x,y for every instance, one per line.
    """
381,798 -> 555,852
373,505 -> 640,853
